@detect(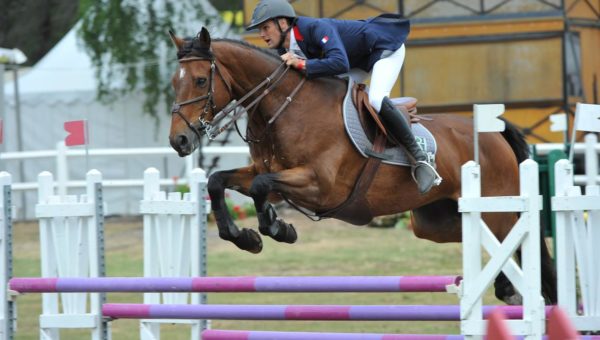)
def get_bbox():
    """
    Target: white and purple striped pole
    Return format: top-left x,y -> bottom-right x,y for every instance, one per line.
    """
200,330 -> 600,340
9,275 -> 461,293
102,304 -> 554,321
